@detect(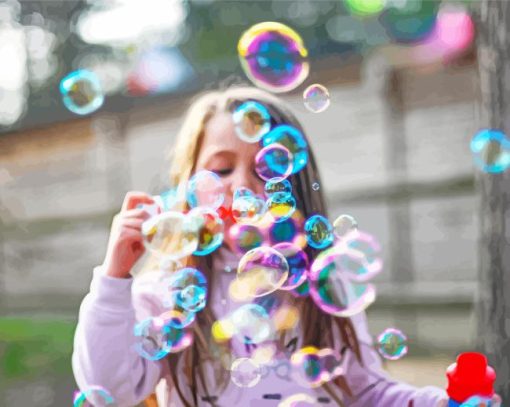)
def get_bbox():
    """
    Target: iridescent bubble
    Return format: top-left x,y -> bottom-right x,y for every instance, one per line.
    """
141,211 -> 199,261
318,348 -> 343,382
265,178 -> 292,197
308,245 -> 376,317
291,280 -> 310,298
273,242 -> 308,290
237,21 -> 309,93
237,246 -> 289,298
290,346 -> 325,388
311,182 -> 320,191
255,143 -> 294,182
229,223 -> 265,254
233,101 -> 271,143
232,192 -> 266,225
188,207 -> 224,256
341,229 -> 383,279
73,386 -> 116,407
470,129 -> 510,174
461,395 -> 501,407
230,303 -> 274,344
303,84 -> 330,113
268,209 -> 306,248
187,170 -> 225,209
262,125 -> 309,174
377,328 -> 408,361
304,215 -> 334,249
266,192 -> 296,223
133,317 -> 184,360
159,308 -> 196,330
167,267 -> 207,313
333,214 -> 358,238
60,69 -> 104,116
230,357 -> 262,388
278,393 -> 316,407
